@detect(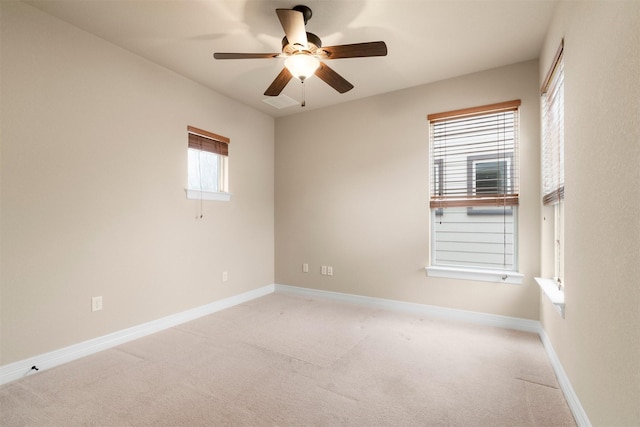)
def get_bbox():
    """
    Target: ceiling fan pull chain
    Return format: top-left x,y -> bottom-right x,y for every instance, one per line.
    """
301,80 -> 306,107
